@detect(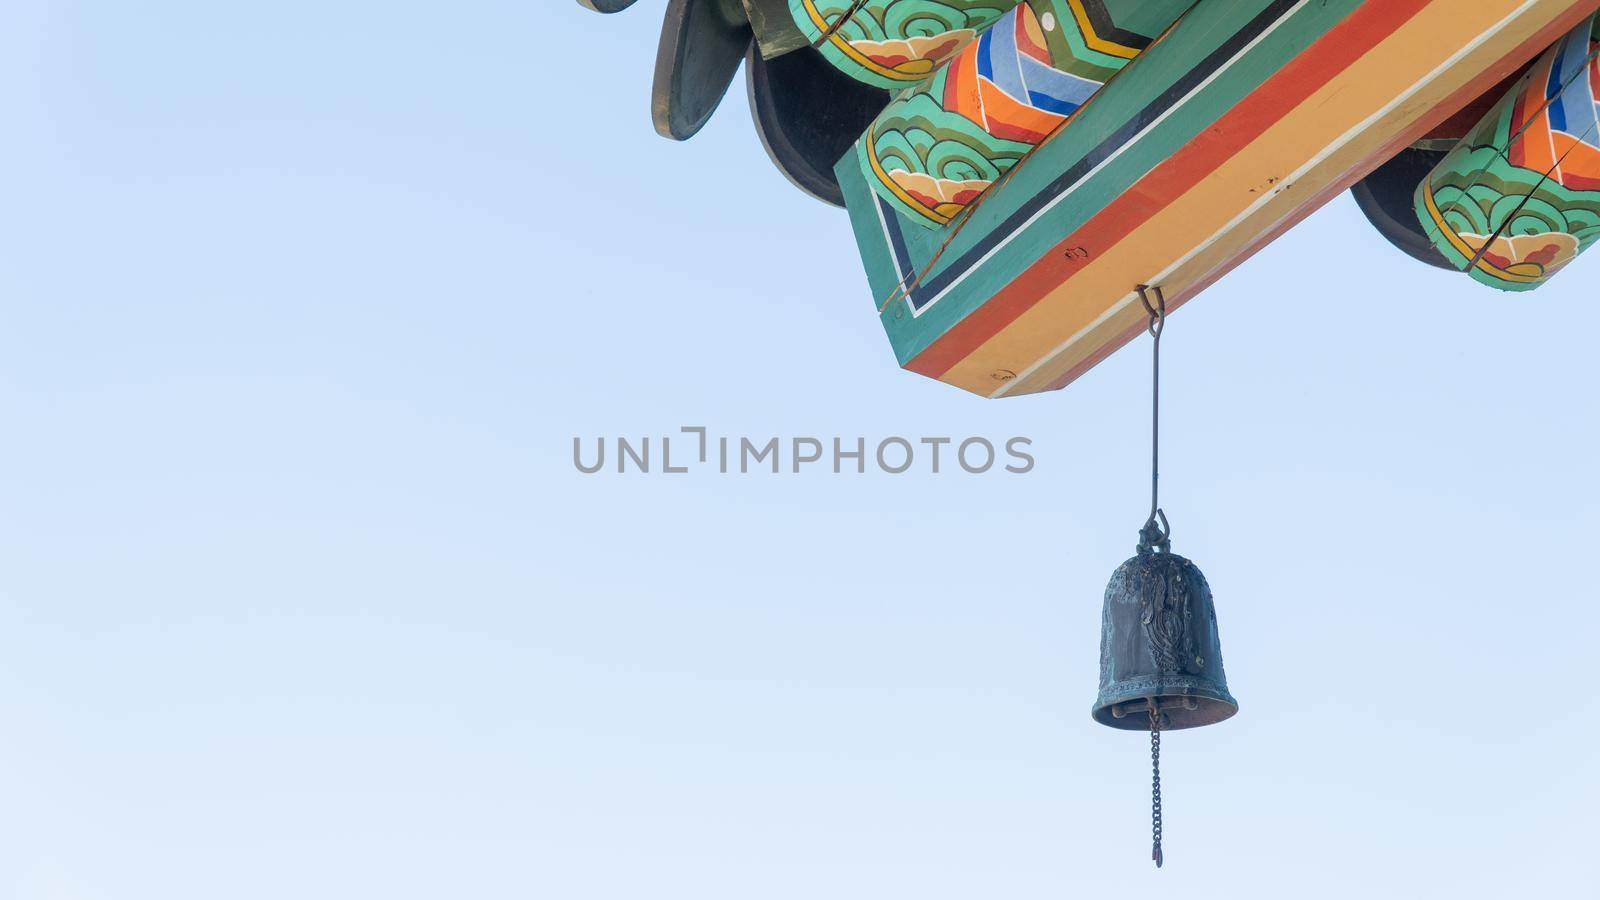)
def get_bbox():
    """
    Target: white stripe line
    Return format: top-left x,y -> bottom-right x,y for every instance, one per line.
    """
991,0 -> 1545,397
888,0 -> 1315,319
